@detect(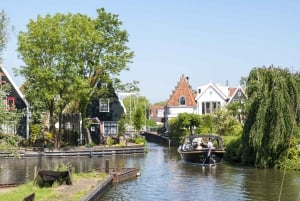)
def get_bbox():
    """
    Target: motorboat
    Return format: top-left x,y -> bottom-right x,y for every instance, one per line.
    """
177,134 -> 226,164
